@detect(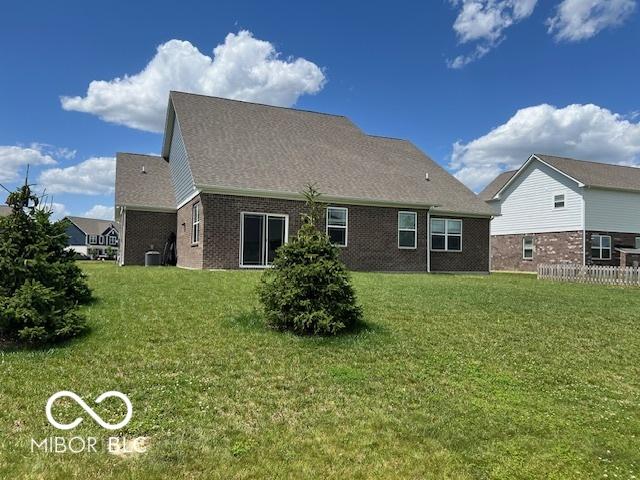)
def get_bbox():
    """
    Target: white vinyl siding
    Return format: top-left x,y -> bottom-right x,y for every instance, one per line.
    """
584,188 -> 640,233
491,160 -> 584,235
168,117 -> 196,206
